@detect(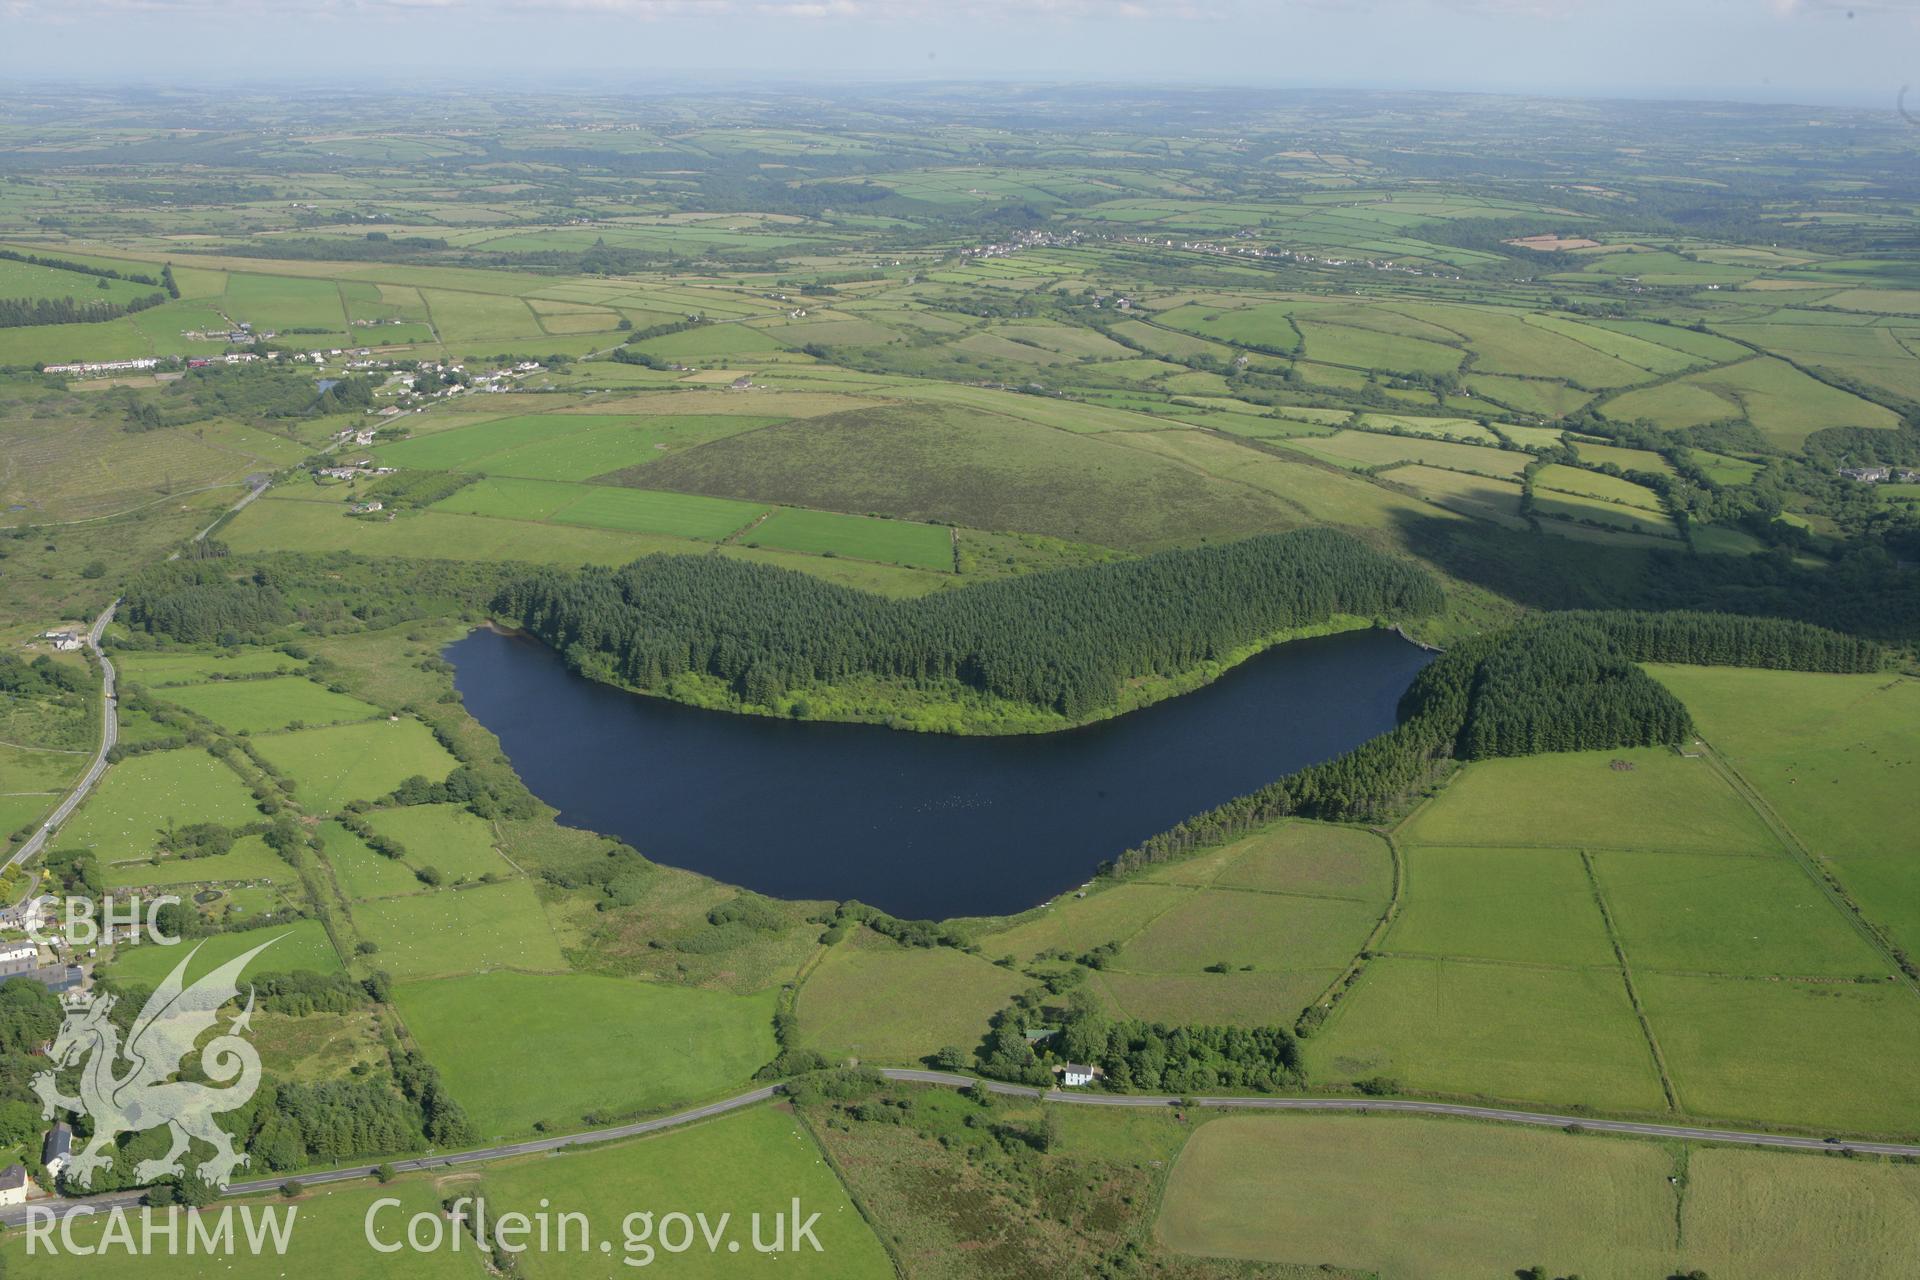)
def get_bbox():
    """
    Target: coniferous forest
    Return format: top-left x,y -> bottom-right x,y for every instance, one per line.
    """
495,529 -> 1444,718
